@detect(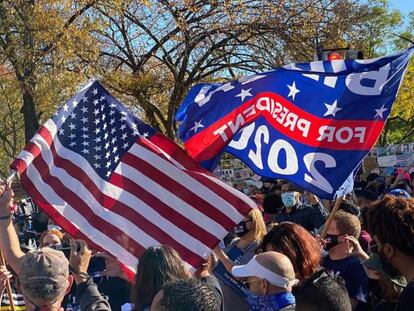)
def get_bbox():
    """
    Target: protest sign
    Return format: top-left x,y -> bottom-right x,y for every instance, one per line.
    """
377,155 -> 398,167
